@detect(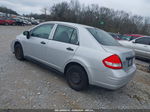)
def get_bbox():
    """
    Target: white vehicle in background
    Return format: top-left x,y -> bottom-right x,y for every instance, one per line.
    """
31,20 -> 40,25
23,20 -> 32,25
119,36 -> 150,60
